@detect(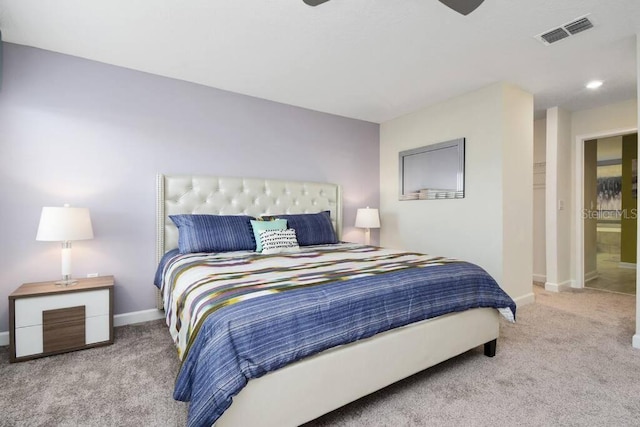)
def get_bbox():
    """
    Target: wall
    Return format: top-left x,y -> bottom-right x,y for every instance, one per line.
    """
571,100 -> 638,138
502,84 -> 534,302
533,118 -> 546,282
621,133 -> 638,264
0,44 -> 380,333
380,82 -> 533,302
545,107 -> 573,290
